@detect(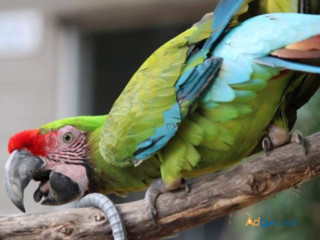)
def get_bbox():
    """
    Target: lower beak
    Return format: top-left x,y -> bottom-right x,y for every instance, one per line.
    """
40,171 -> 82,206
5,150 -> 45,212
